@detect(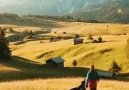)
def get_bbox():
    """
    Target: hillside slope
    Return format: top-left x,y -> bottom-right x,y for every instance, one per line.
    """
0,14 -> 60,28
2,22 -> 128,73
12,35 -> 129,72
